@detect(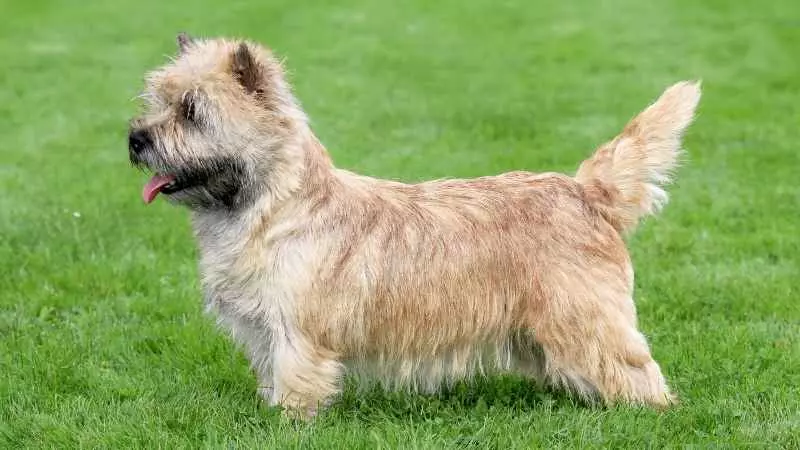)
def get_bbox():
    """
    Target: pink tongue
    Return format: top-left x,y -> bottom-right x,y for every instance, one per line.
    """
142,174 -> 176,204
